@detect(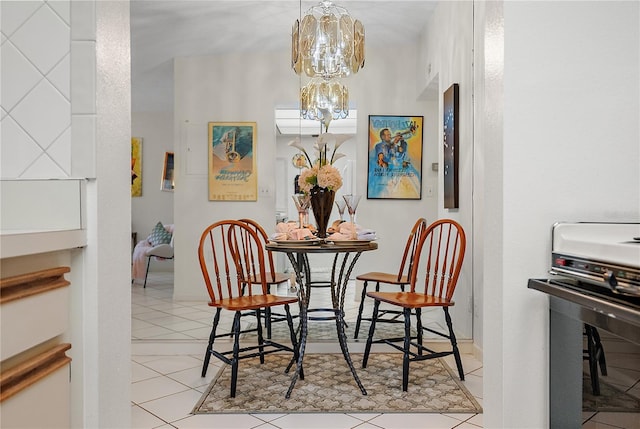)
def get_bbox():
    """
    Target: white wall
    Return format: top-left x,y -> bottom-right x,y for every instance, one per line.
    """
171,44 -> 448,310
482,2 -> 639,427
132,111 -> 175,272
419,1 -> 476,340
